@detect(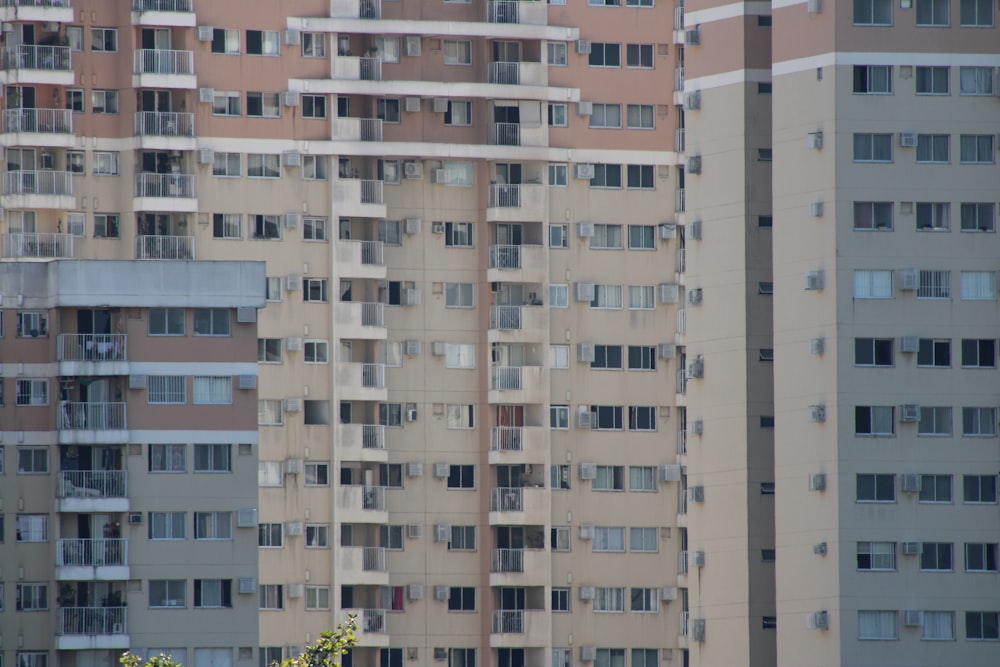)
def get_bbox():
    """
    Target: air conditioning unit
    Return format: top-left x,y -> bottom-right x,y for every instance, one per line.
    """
287,583 -> 305,599
688,220 -> 703,240
236,306 -> 257,323
282,91 -> 300,108
684,91 -> 701,110
807,0 -> 823,12
431,221 -> 445,234
285,274 -> 302,291
660,586 -> 678,601
807,611 -> 829,630
689,420 -> 703,435
900,404 -> 920,422
687,356 -> 704,379
406,462 -> 424,477
903,610 -> 923,627
403,288 -> 421,306
804,270 -> 824,291
283,153 -> 301,169
578,463 -> 597,480
284,398 -> 303,413
658,343 -> 676,359
576,101 -> 593,116
431,341 -> 446,357
899,131 -> 917,148
238,577 -> 257,594
404,97 -> 421,113
690,619 -> 706,642
659,223 -> 677,239
809,201 -> 824,217
813,542 -> 827,556
432,169 -> 450,184
659,464 -> 682,482
688,288 -> 703,305
901,473 -> 921,493
575,39 -> 592,54
809,405 -> 826,423
808,473 -> 826,492
575,282 -> 596,302
579,586 -> 596,600
810,337 -> 825,355
579,647 -> 597,663
128,512 -> 143,525
900,336 -> 919,353
405,35 -> 422,56
576,408 -> 594,429
431,97 -> 448,113
285,521 -> 304,536
685,27 -> 701,45
575,163 -> 596,179
577,221 -> 595,238
687,486 -> 705,503
404,218 -> 421,234
284,212 -> 302,228
433,585 -> 449,601
690,550 -> 706,568
407,583 -> 424,600
198,87 -> 214,103
284,458 -> 304,475
237,507 -> 257,527
578,524 -> 594,540
433,463 -> 451,478
807,131 -> 824,149
898,268 -> 918,291
902,541 -> 921,555
406,407 -> 418,422
286,337 -> 303,351
404,340 -> 420,356
404,161 -> 424,179
197,25 -> 214,41
659,283 -> 679,304
433,649 -> 448,662
406,524 -> 423,539
686,156 -> 702,174
577,343 -> 596,363
198,147 -> 214,164
128,374 -> 146,390
238,374 -> 257,390
283,29 -> 301,45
